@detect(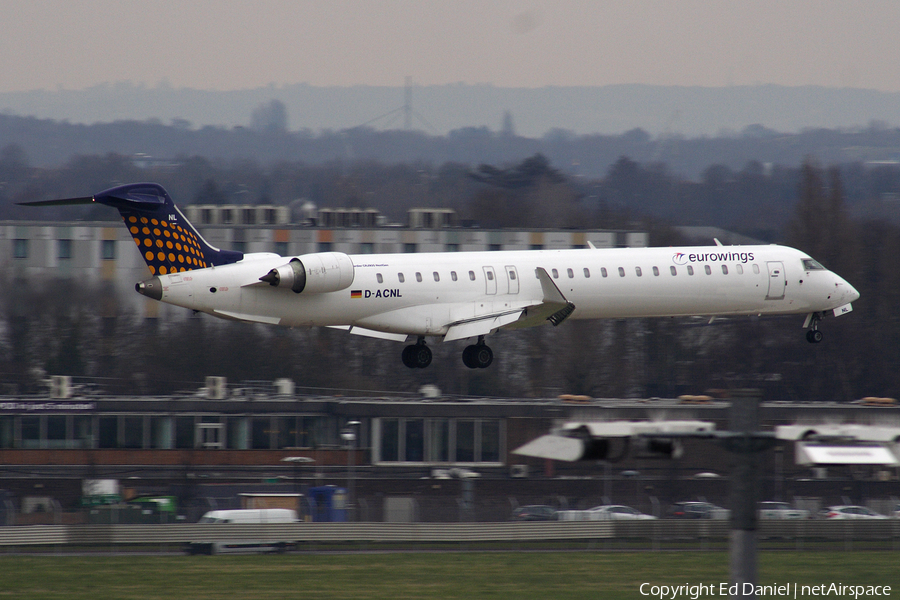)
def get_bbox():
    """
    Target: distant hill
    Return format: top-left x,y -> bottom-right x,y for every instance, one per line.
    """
2,82 -> 900,138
